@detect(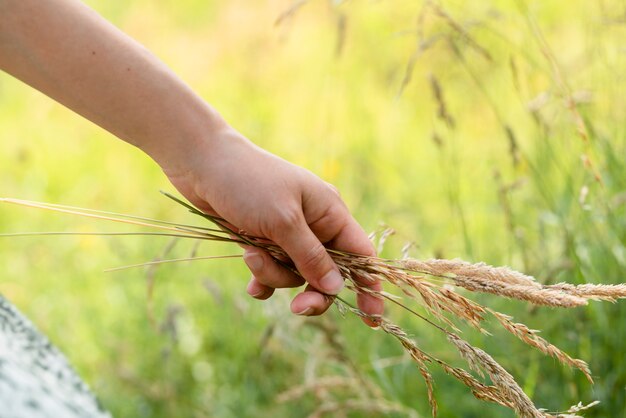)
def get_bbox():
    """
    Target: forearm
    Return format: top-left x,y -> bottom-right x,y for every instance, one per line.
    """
0,0 -> 225,173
